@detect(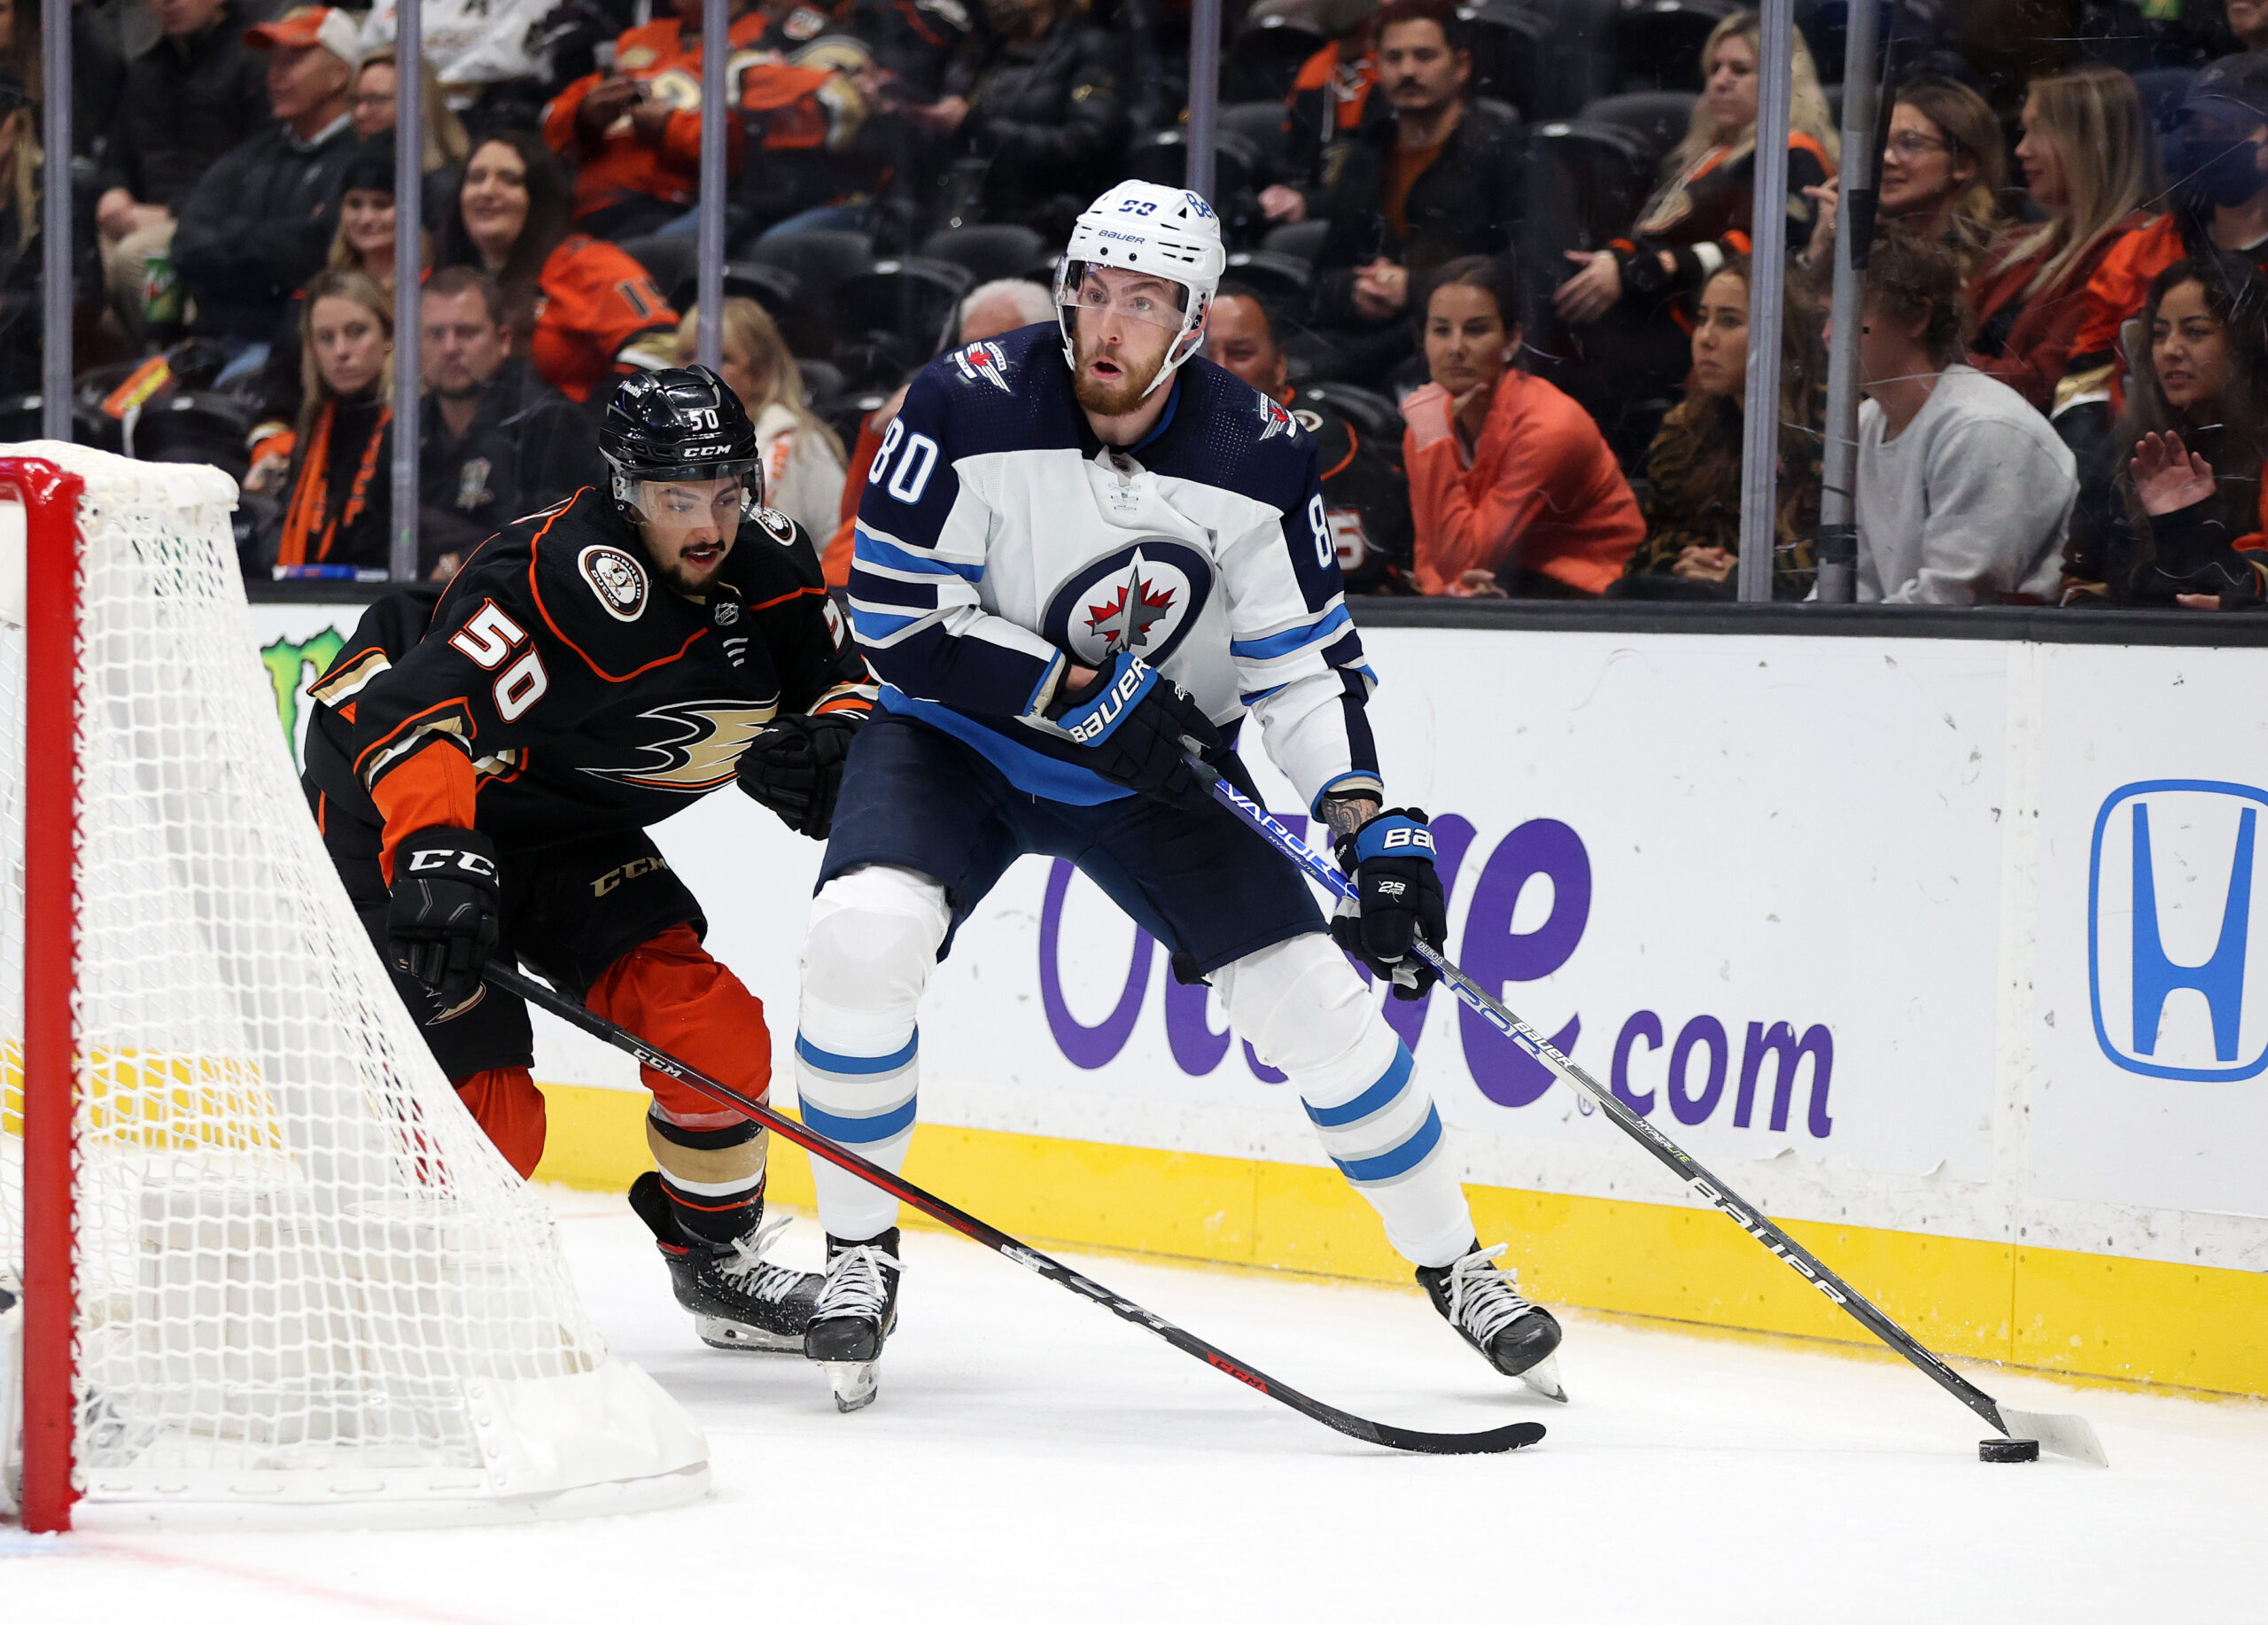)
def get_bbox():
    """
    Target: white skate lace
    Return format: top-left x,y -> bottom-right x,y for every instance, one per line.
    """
716,1215 -> 806,1304
1446,1244 -> 1537,1346
814,1241 -> 903,1320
